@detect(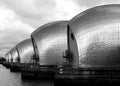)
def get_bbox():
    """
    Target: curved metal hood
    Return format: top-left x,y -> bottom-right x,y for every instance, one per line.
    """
7,52 -> 12,62
69,4 -> 120,67
5,53 -> 9,62
10,47 -> 18,62
16,38 -> 34,63
31,21 -> 68,65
